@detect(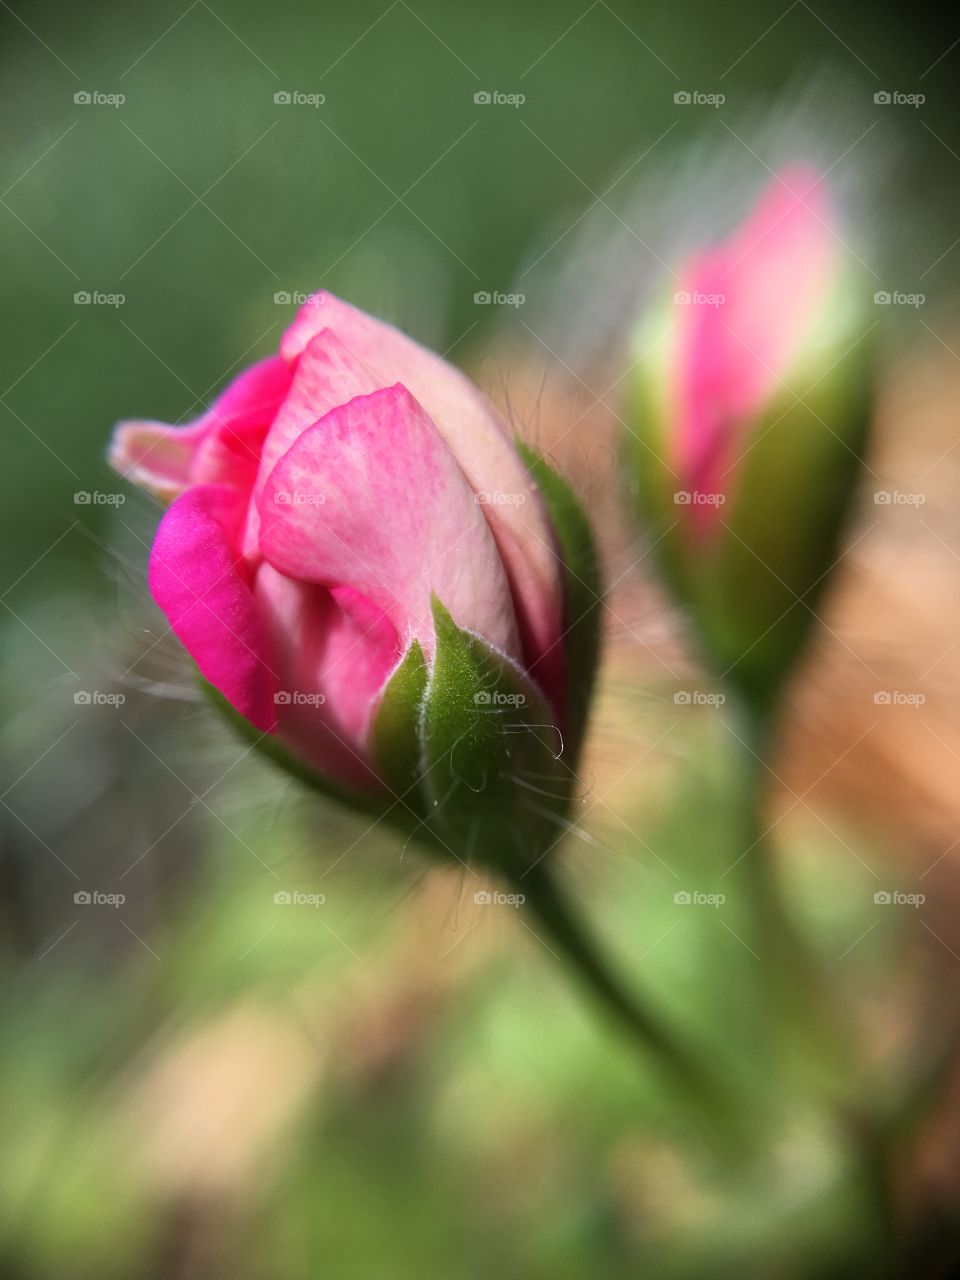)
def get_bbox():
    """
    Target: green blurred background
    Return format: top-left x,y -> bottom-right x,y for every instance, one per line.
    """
3,1 -> 960,1276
